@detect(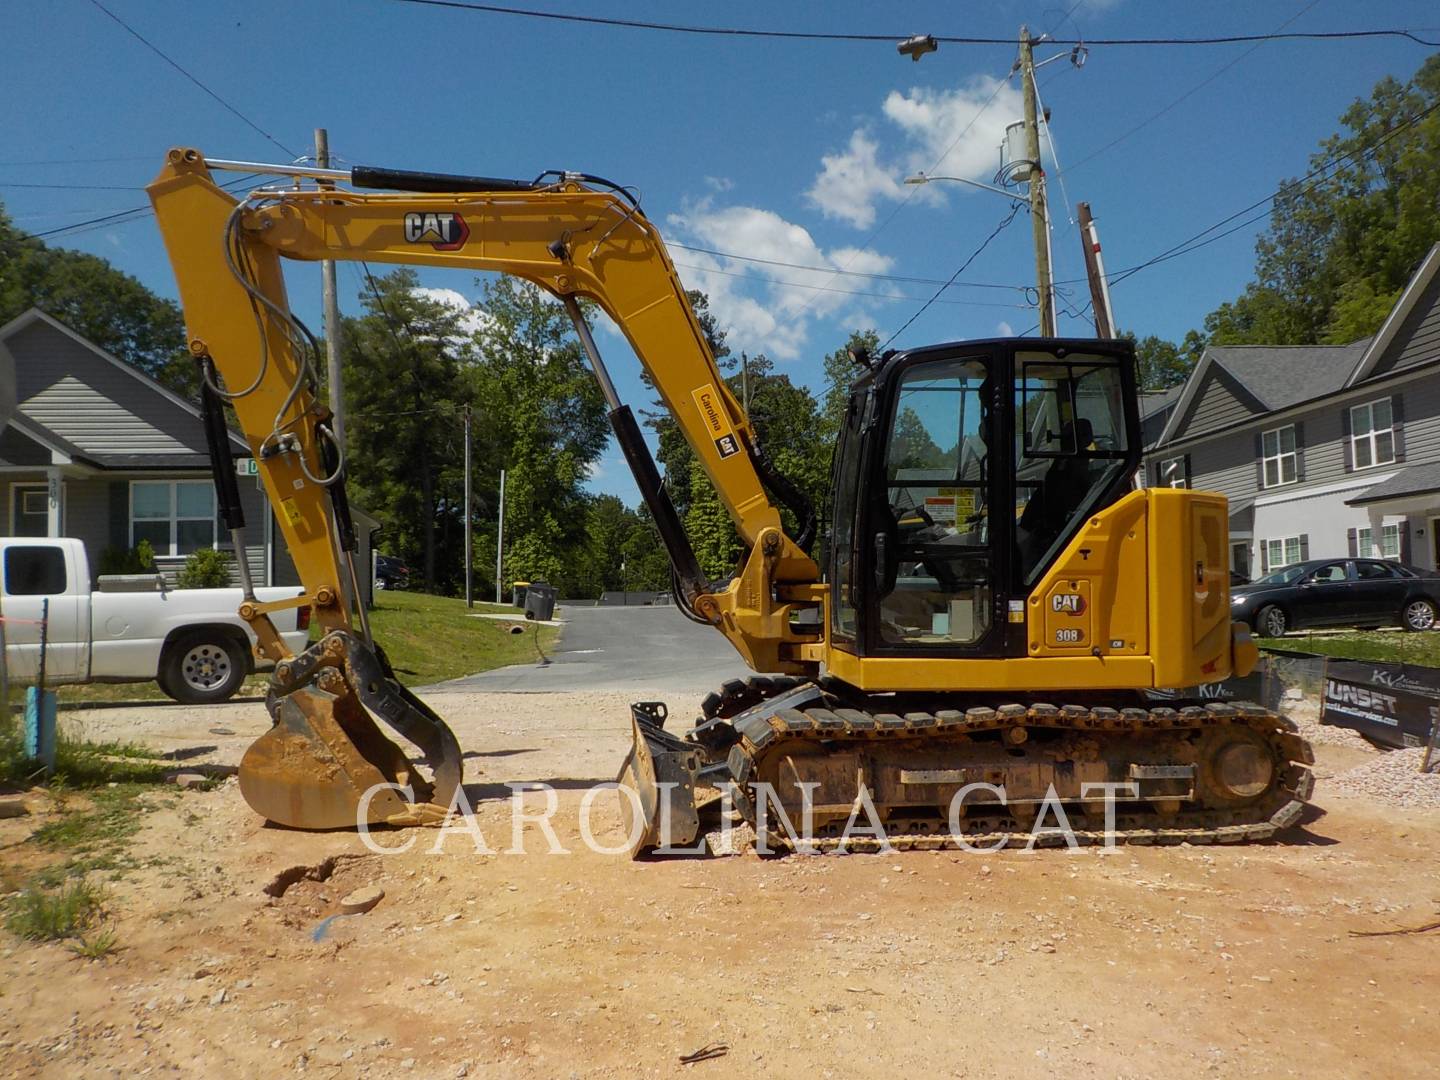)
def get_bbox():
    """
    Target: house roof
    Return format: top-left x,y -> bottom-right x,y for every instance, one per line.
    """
0,307 -> 251,461
1206,339 -> 1371,411
1346,243 -> 1440,387
1138,384 -> 1185,419
1344,461 -> 1440,507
